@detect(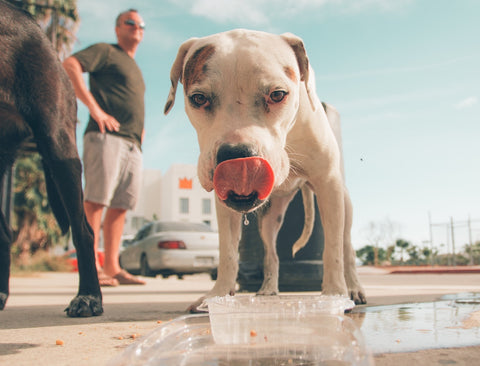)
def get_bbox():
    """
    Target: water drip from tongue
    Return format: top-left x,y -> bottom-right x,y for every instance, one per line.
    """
213,157 -> 275,201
